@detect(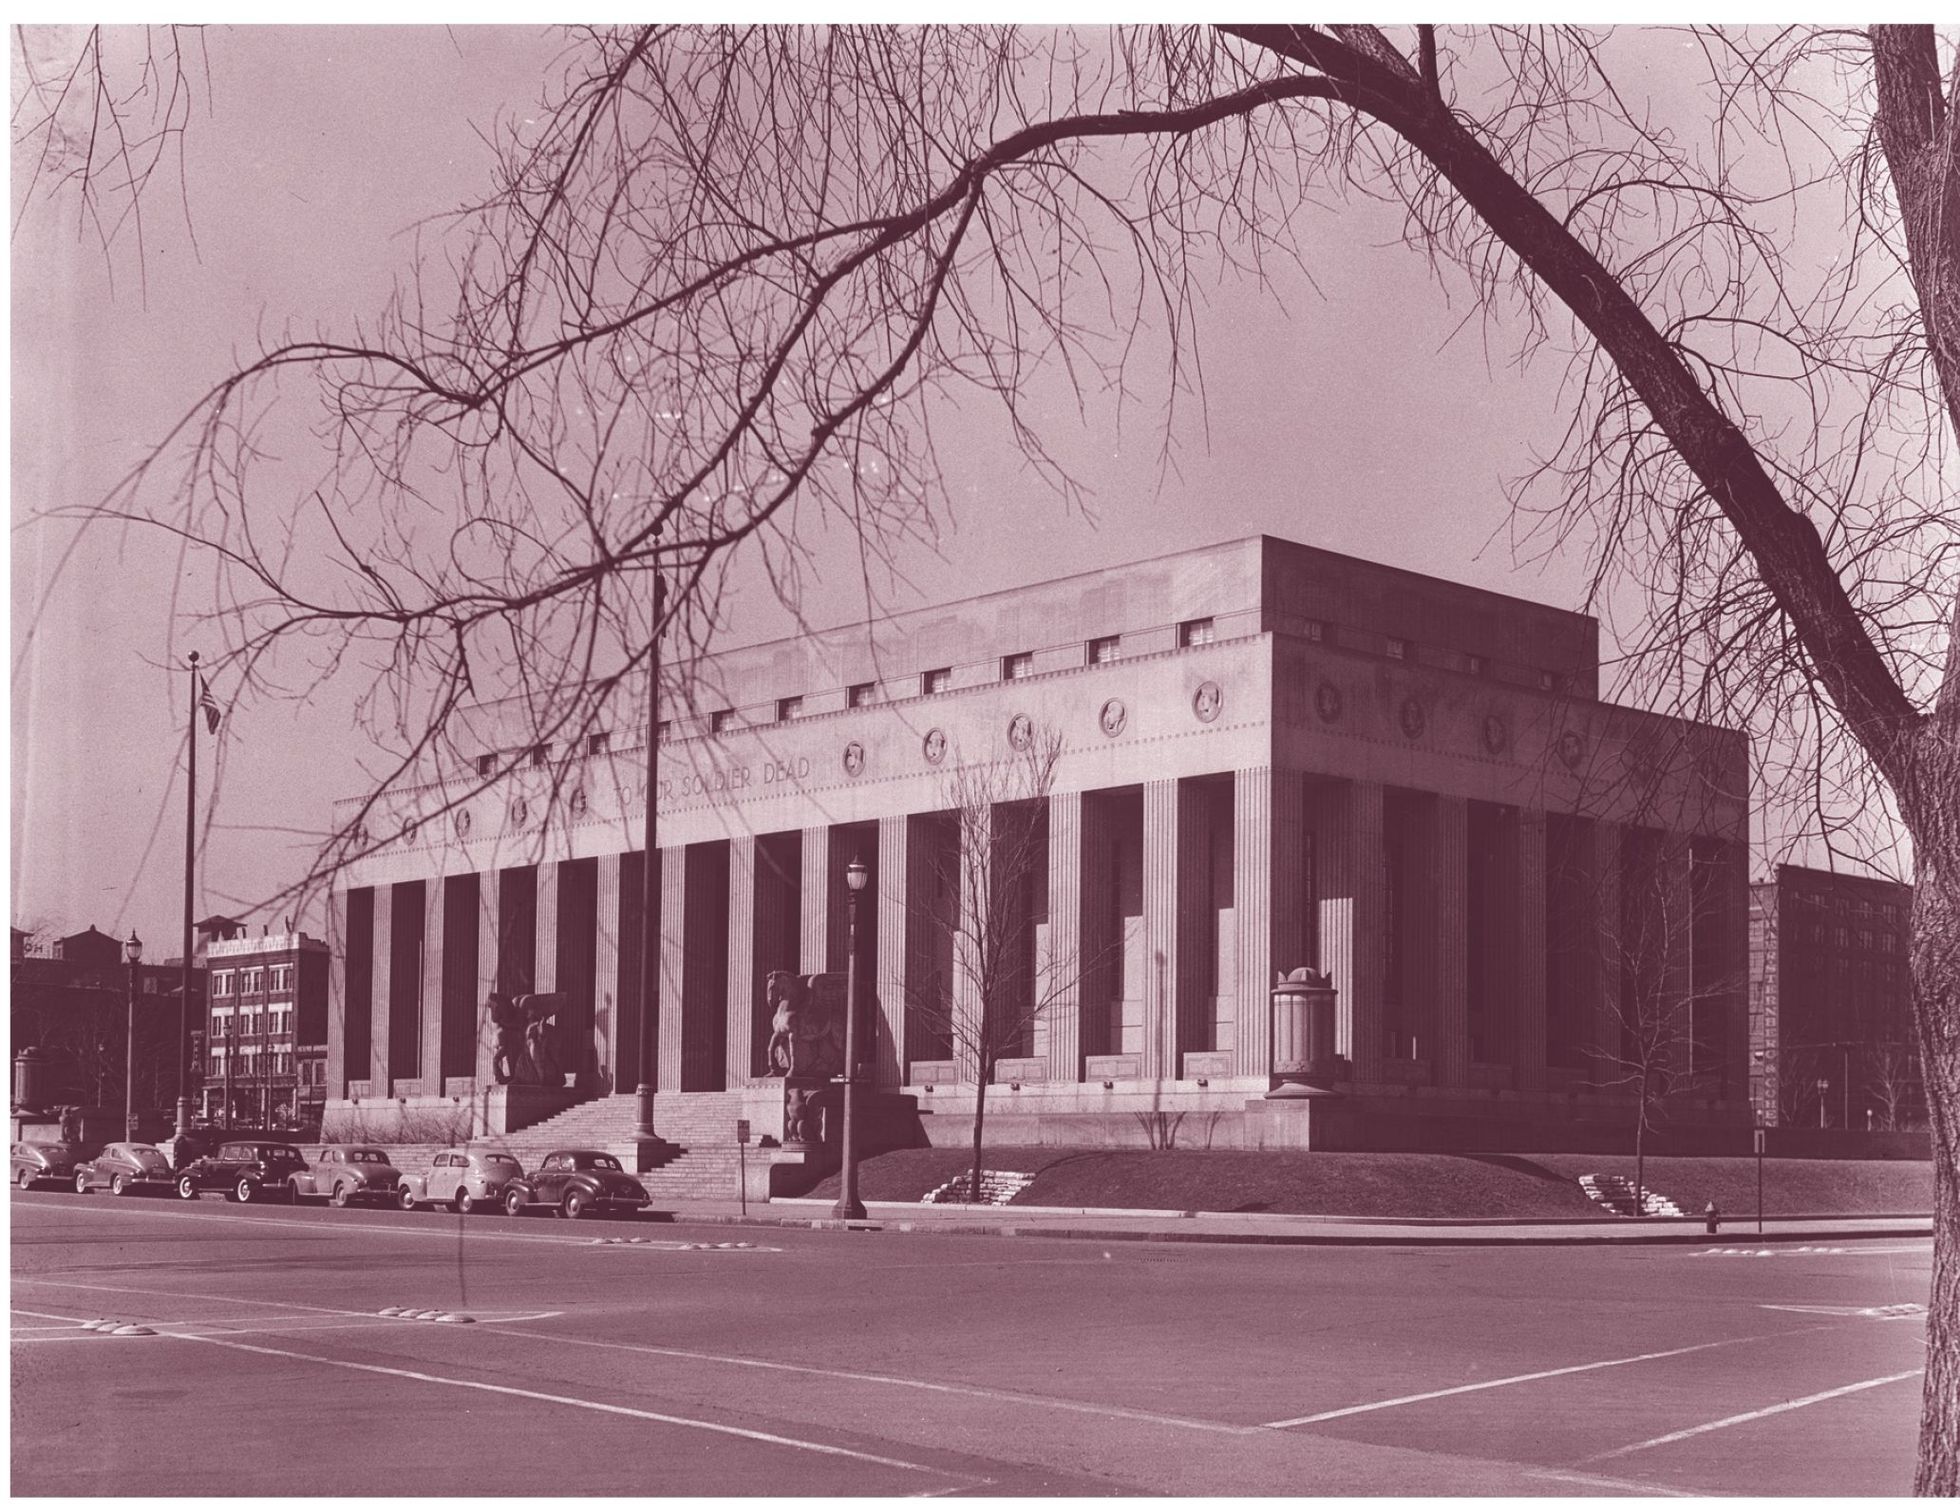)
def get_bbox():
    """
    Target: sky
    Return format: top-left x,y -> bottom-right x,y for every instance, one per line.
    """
10,24 -> 1875,953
